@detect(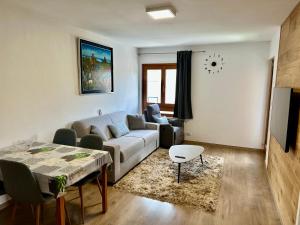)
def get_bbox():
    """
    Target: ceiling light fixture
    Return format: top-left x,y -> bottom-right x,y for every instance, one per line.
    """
146,6 -> 176,20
